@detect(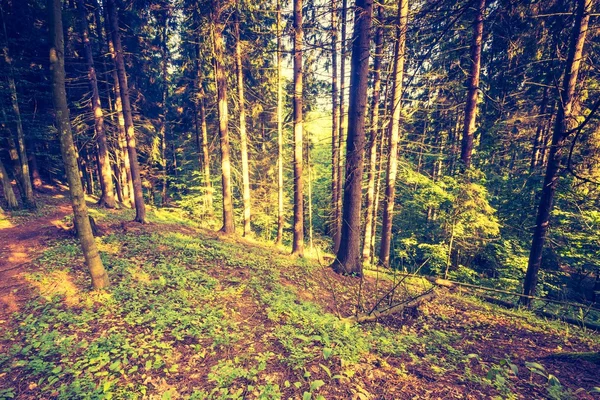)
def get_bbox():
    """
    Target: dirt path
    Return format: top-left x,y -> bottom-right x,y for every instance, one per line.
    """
0,190 -> 73,318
